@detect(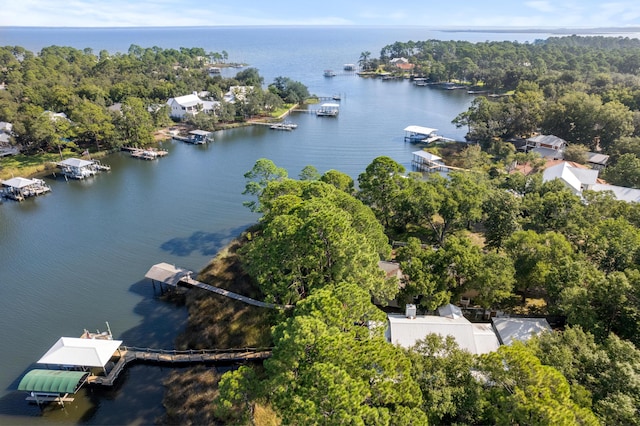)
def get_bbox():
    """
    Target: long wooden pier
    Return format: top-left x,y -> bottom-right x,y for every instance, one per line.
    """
89,347 -> 272,386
